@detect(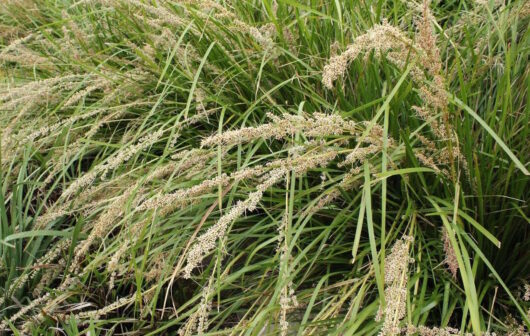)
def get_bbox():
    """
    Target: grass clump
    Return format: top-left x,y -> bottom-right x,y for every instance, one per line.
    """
0,0 -> 529,335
